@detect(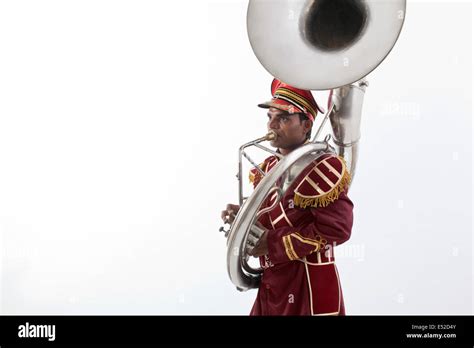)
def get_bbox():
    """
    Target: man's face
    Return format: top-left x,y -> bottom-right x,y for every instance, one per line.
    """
267,107 -> 311,150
